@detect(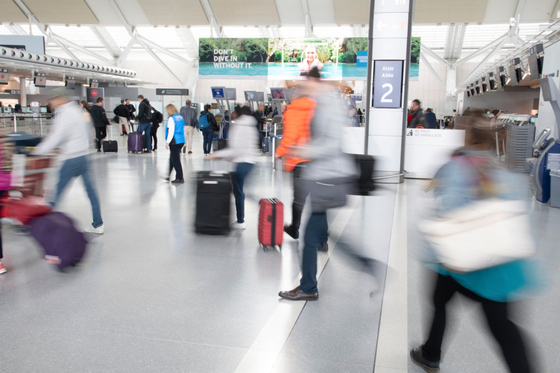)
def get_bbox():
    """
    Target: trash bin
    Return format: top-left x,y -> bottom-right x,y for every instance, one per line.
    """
550,169 -> 560,208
